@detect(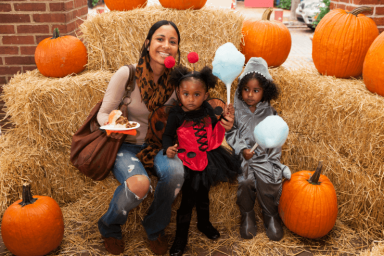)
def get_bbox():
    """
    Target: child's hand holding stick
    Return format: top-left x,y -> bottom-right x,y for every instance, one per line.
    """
220,103 -> 235,131
166,144 -> 178,158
